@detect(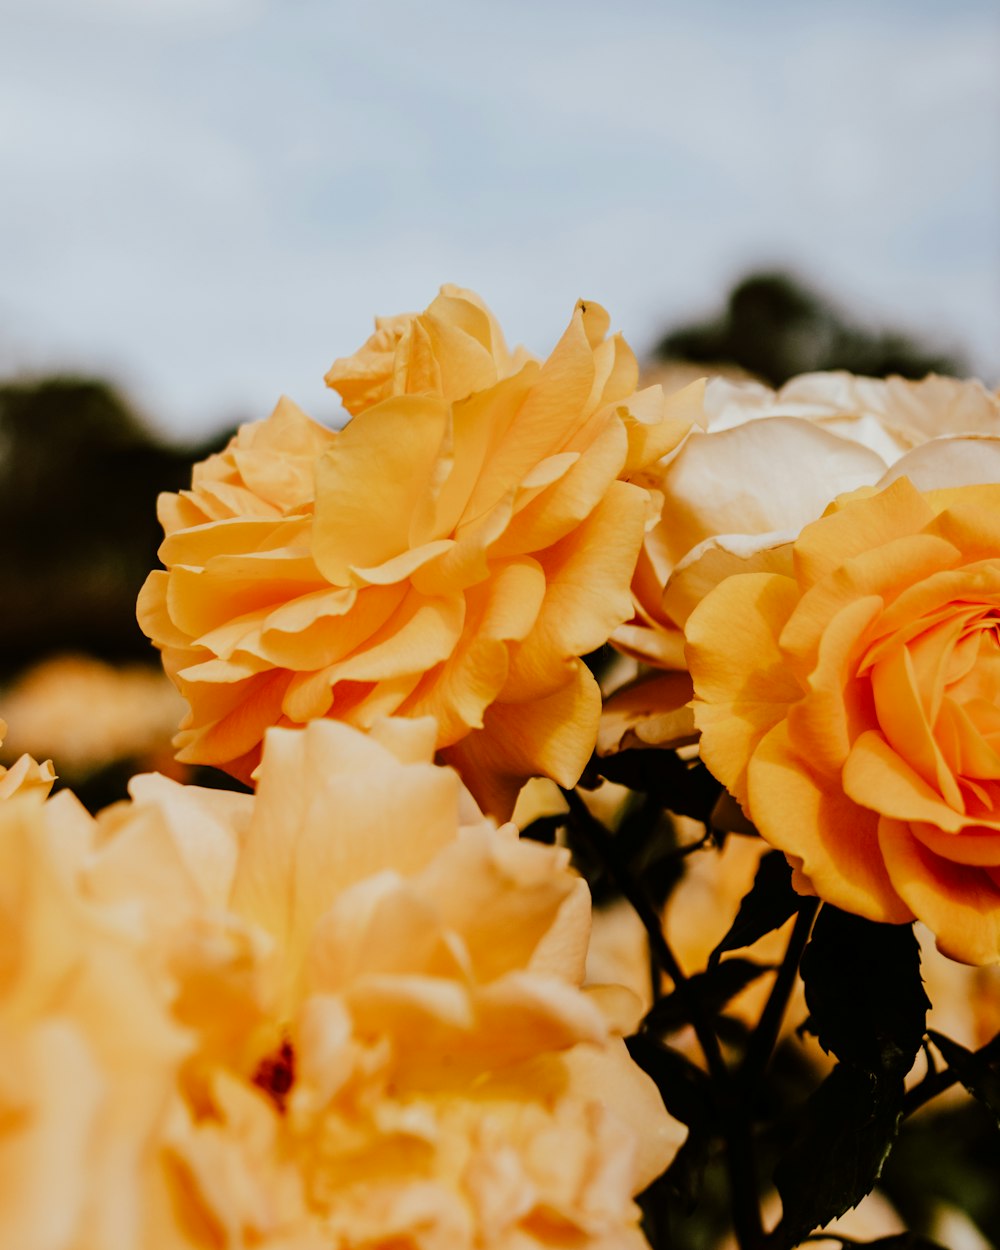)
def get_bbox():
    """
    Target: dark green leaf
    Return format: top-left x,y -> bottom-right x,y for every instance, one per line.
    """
710,790 -> 759,837
588,748 -> 723,823
518,814 -> 562,845
773,1064 -> 904,1246
800,908 -> 929,1076
659,1128 -> 713,1212
625,1033 -> 716,1130
660,759 -> 725,824
708,851 -> 799,967
928,1031 -> 1000,1123
645,958 -> 775,1033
